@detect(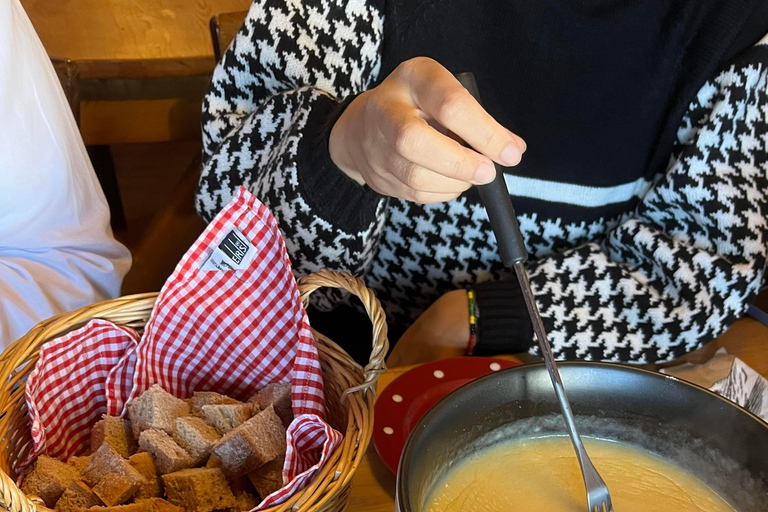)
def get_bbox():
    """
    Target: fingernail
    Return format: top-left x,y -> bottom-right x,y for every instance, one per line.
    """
500,143 -> 522,166
474,161 -> 495,184
506,129 -> 526,152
